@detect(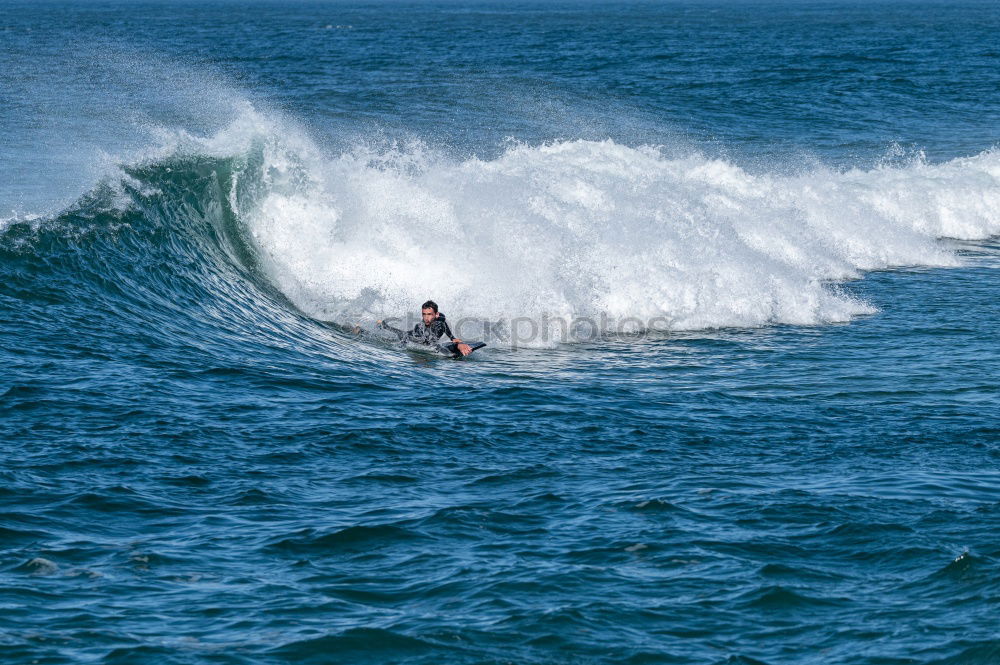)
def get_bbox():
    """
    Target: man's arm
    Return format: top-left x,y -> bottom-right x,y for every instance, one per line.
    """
441,318 -> 460,343
376,319 -> 408,342
440,318 -> 472,356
